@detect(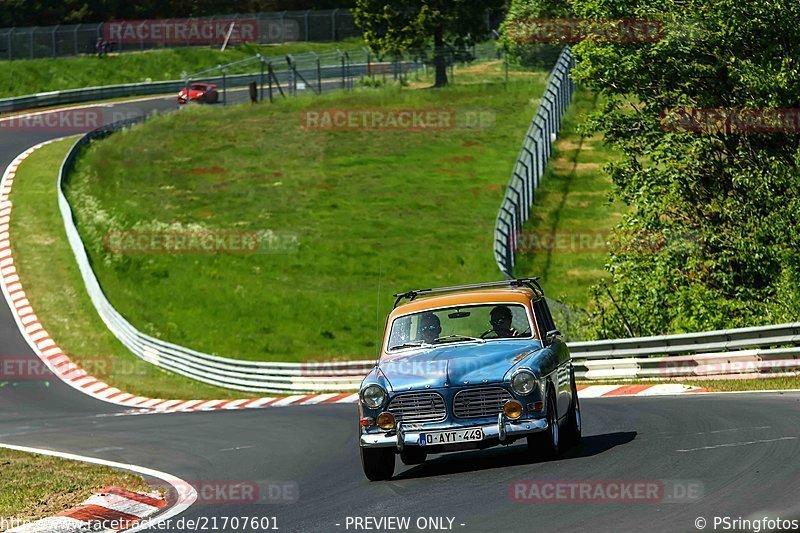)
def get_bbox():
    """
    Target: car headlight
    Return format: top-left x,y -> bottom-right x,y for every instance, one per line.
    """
360,385 -> 387,409
511,370 -> 536,395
